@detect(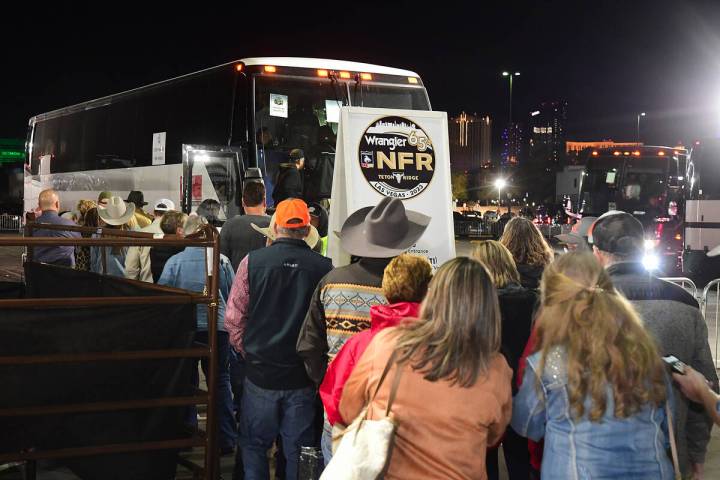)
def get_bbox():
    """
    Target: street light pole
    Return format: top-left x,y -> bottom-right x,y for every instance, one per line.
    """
637,112 -> 646,143
494,178 -> 506,211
